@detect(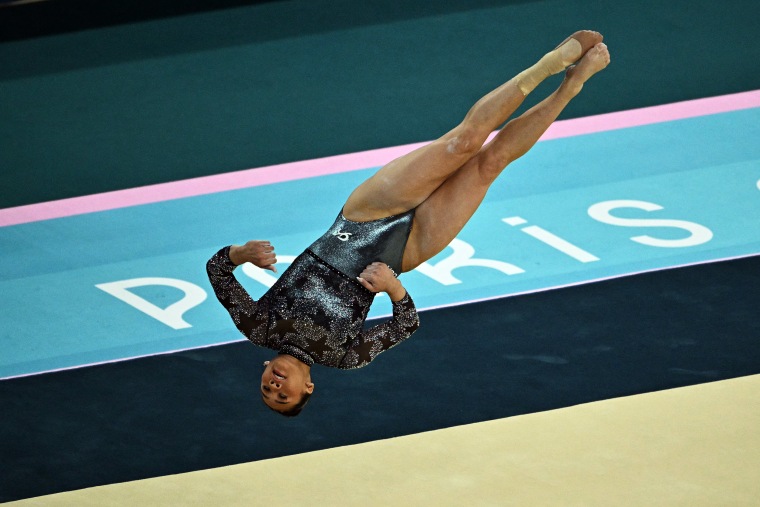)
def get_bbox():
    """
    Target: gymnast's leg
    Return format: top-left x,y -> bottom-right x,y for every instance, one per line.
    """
342,30 -> 603,222
401,42 -> 611,271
